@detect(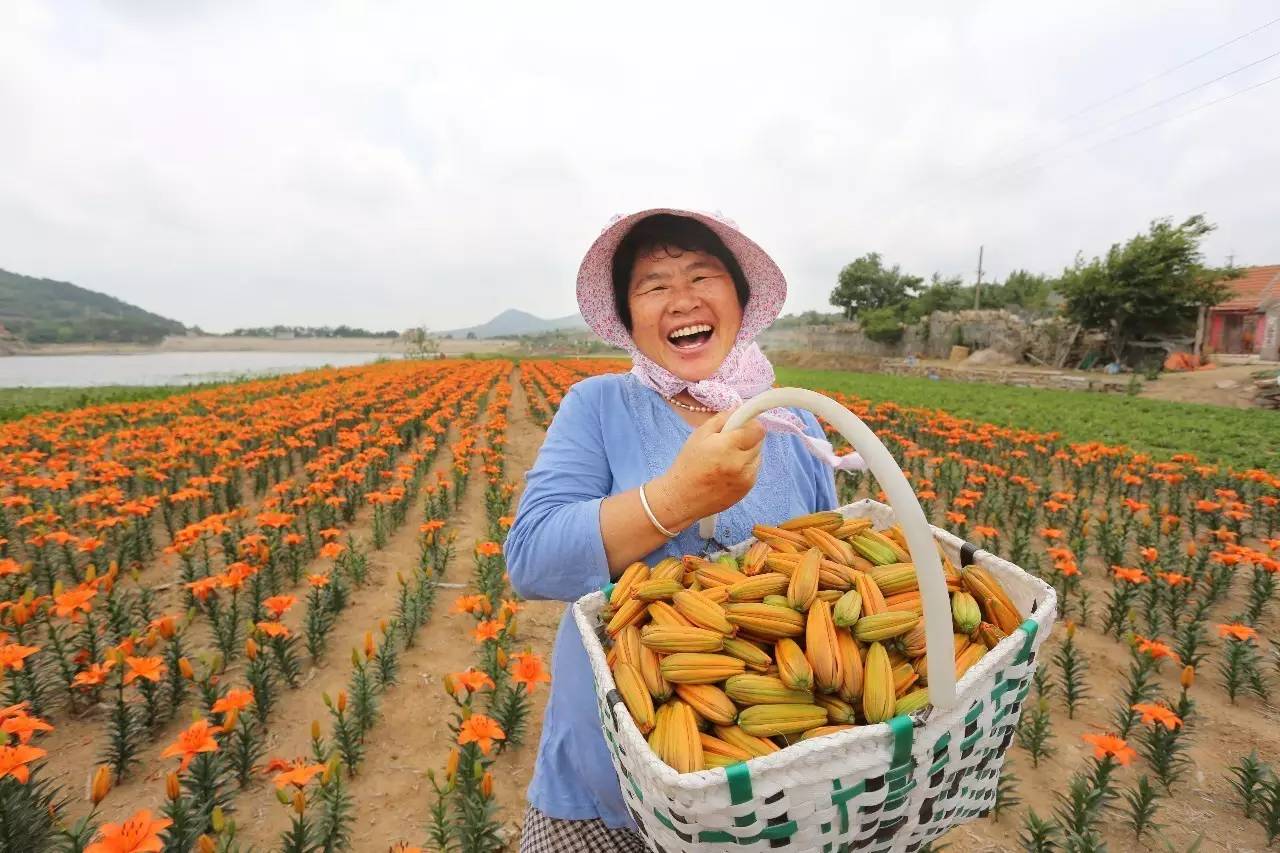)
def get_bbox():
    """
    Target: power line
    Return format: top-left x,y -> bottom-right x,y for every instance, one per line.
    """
1061,14 -> 1280,121
1079,69 -> 1280,154
1000,47 -> 1280,174
1000,70 -> 1280,182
